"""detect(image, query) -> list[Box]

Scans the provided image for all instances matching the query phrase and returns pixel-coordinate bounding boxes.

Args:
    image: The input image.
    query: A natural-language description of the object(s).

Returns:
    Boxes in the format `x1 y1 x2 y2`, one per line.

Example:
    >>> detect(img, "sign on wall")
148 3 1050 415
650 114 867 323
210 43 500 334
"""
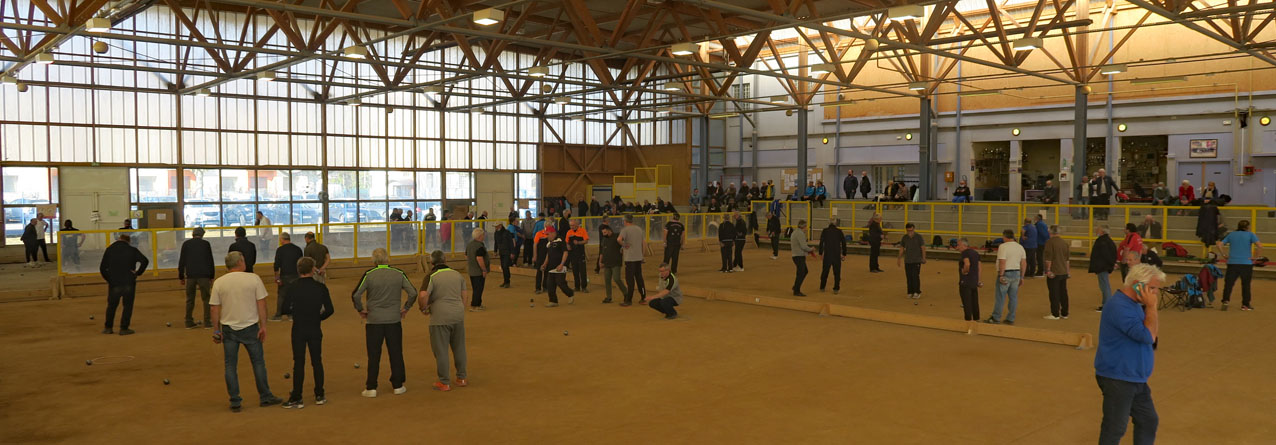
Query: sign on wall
1189 139 1218 158
781 168 823 194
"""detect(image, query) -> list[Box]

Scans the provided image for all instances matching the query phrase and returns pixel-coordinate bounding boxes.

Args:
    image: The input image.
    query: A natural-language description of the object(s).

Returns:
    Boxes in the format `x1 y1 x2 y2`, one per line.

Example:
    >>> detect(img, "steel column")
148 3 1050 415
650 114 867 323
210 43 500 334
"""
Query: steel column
699 115 710 202
797 107 808 200
919 97 933 201
1074 86 1088 192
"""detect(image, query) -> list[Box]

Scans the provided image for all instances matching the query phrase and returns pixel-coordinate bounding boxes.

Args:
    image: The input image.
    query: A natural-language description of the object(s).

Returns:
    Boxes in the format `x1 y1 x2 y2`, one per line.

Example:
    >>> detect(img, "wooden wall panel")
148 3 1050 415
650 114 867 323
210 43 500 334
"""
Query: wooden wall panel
540 142 692 204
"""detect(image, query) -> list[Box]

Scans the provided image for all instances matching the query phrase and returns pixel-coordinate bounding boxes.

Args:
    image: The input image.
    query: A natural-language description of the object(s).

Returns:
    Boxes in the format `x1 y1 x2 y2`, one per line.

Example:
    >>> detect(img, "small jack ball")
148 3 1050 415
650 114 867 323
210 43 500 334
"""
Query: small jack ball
163 379 170 385
284 373 291 379
89 315 95 320
166 322 172 327
354 363 360 369
914 301 919 305
563 330 569 336
85 360 92 366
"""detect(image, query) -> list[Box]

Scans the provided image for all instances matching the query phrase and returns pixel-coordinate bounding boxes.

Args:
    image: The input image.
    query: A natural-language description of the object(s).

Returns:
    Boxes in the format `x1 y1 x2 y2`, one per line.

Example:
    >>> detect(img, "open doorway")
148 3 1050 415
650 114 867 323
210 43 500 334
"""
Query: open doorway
1120 136 1168 200
974 141 1010 201
1020 139 1060 200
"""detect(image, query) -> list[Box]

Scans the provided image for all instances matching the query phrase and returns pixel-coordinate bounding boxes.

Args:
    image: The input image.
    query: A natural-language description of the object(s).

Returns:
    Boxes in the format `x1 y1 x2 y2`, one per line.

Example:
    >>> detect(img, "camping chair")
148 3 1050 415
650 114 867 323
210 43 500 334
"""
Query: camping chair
1158 287 1188 312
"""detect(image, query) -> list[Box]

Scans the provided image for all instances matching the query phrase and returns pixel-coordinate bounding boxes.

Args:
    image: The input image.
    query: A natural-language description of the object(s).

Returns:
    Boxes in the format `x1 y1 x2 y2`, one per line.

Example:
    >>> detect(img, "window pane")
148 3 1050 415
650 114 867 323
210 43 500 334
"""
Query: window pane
329 202 358 223
257 170 290 201
292 170 322 201
134 168 177 203
388 171 414 200
358 171 387 200
220 170 256 202
516 173 538 199
2 167 51 204
416 172 441 199
417 201 441 220
222 204 256 227
389 201 415 220
258 203 290 226
184 204 221 227
184 169 220 202
4 207 37 245
292 203 323 225
327 171 357 201
446 172 473 200
358 202 387 222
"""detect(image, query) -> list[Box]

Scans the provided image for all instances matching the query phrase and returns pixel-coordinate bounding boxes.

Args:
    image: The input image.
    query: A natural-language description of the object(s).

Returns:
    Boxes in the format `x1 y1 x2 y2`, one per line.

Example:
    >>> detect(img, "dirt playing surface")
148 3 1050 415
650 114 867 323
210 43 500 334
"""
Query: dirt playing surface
2 245 1273 444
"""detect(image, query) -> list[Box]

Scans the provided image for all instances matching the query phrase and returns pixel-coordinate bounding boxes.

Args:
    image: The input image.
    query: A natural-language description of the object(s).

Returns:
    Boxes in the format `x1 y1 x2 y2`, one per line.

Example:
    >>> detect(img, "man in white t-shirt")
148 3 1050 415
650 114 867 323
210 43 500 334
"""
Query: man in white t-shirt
988 229 1028 326
211 251 282 412
256 211 275 261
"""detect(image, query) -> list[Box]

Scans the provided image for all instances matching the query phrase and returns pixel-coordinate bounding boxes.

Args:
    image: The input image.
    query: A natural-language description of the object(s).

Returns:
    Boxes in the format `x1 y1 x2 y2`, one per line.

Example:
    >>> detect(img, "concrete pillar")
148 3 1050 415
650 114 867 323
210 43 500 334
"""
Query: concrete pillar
699 115 710 201
919 97 933 200
1073 85 1088 203
797 107 808 197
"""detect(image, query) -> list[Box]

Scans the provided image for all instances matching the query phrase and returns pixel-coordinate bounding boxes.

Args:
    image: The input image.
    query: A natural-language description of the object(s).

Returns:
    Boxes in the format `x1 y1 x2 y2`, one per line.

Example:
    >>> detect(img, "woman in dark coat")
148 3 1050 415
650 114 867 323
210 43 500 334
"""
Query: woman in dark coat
1196 197 1223 251
867 214 885 273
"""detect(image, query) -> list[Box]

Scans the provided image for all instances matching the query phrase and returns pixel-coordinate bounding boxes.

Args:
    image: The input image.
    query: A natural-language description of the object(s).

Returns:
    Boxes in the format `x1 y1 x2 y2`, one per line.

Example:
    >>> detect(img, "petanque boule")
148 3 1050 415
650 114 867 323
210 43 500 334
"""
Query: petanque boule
284 373 291 379
163 379 170 385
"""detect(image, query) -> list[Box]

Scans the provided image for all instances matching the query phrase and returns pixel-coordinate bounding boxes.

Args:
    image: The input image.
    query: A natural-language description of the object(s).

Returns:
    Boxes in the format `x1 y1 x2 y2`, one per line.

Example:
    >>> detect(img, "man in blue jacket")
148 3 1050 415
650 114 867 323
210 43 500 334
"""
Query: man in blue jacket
1020 219 1039 278
1094 264 1164 445
1034 214 1050 278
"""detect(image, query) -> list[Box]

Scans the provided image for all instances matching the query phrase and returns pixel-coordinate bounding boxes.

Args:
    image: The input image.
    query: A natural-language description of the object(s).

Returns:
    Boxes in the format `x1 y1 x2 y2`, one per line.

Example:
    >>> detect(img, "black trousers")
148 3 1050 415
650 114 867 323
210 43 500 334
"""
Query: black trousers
23 241 37 262
546 272 573 303
522 239 534 264
1034 247 1046 276
499 252 513 285
733 239 745 268
571 254 588 290
860 190 870 199
792 256 808 292
36 240 50 261
290 329 324 400
649 297 679 317
769 232 780 256
470 275 485 307
1047 275 1070 317
1120 263 1130 281
624 261 645 303
534 255 547 291
1096 375 1158 445
1023 248 1038 277
820 259 842 290
905 263 922 294
1222 264 1254 307
663 244 681 274
869 242 881 271
274 275 298 317
959 284 980 321
719 241 734 271
104 284 136 330
365 322 405 390
1094 194 1112 219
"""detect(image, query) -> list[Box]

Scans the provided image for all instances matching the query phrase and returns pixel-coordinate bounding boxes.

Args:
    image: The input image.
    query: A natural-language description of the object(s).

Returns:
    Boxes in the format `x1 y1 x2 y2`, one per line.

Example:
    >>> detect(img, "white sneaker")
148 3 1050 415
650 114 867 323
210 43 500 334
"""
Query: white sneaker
770 256 777 260
734 267 745 272
568 296 575 305
361 389 377 398
1043 315 1060 320
393 386 407 395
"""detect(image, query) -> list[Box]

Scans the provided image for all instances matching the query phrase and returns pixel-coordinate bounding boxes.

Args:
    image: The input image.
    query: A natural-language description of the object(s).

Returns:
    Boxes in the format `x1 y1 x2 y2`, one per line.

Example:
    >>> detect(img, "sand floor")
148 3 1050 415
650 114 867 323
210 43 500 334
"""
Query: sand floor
1 246 1273 444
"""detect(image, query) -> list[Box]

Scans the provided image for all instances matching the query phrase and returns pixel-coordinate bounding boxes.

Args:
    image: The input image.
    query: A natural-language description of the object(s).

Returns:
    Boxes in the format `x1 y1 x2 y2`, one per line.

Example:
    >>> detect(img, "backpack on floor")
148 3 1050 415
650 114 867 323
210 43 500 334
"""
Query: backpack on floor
1162 242 1189 258
931 235 943 247
1174 274 1204 309
1254 256 1269 267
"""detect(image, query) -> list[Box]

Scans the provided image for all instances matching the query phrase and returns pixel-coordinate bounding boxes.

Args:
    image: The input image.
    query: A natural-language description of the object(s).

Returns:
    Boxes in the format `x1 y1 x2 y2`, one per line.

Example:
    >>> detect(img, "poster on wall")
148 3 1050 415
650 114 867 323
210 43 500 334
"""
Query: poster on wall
781 168 824 194
1189 139 1218 158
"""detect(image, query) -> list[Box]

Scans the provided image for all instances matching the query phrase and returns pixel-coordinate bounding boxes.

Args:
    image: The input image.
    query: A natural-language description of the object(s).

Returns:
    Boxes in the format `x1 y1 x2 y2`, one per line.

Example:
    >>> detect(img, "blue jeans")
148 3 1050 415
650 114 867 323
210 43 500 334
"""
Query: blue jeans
222 323 274 407
1097 375 1158 445
1096 272 1113 306
951 196 971 203
991 270 1021 322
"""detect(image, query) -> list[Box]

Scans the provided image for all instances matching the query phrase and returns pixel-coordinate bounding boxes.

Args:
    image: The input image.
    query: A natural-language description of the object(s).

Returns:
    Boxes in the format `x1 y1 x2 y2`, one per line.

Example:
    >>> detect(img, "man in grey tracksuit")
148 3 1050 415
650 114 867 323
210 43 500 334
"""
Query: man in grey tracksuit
791 220 815 296
351 248 418 397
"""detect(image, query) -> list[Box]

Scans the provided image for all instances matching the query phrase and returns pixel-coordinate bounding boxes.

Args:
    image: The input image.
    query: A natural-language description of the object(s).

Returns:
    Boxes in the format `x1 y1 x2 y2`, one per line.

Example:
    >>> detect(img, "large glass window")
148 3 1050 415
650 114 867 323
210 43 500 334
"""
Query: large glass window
220 170 256 202
446 172 473 200
328 202 358 223
327 171 357 201
132 168 178 203
388 171 414 200
358 171 388 200
3 167 53 204
184 169 220 202
257 170 291 201
258 203 290 226
222 203 256 227
292 170 322 201
293 203 323 224
184 204 221 227
417 172 441 200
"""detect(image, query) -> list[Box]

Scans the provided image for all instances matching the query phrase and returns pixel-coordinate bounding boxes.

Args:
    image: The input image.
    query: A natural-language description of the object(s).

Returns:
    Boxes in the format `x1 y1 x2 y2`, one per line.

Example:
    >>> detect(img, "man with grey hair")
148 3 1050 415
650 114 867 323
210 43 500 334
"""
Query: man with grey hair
1043 225 1071 320
417 250 469 392
179 227 215 329
1089 225 1118 312
210 251 281 411
1094 263 1165 445
618 214 646 305
352 248 418 398
1091 168 1119 220
987 229 1026 325
790 220 815 296
270 232 303 322
465 228 489 311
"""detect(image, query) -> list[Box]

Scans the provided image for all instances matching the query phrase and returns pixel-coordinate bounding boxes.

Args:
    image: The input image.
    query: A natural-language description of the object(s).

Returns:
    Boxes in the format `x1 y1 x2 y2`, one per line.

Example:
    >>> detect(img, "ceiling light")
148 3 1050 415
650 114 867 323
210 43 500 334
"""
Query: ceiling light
1133 74 1189 84
1099 63 1127 75
1013 37 1043 51
36 53 54 65
422 85 444 96
771 95 788 104
664 82 684 92
709 112 739 119
809 63 833 75
1261 116 1271 126
863 38 880 51
347 98 362 107
1 75 16 86
343 46 368 59
570 115 585 121
670 42 699 56
1011 128 1021 136
887 5 924 21
1117 123 1128 132
473 8 504 26
256 71 276 82
196 88 211 97
907 81 927 91
554 96 571 104
15 82 27 93
904 133 913 140
528 66 548 77
959 90 1000 97
86 17 112 32
656 107 670 114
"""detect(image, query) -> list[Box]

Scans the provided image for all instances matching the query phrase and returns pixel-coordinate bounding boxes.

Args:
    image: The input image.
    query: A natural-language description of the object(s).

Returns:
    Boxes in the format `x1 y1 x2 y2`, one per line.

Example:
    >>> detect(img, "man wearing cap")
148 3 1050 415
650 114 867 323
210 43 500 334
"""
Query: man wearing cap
179 227 216 329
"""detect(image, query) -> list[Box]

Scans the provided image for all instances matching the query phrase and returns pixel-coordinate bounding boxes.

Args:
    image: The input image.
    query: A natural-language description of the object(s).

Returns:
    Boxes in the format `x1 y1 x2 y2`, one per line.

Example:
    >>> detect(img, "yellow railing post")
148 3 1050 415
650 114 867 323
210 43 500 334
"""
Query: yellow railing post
986 204 991 235
929 204 935 238
152 229 159 276
957 203 964 240
353 224 359 260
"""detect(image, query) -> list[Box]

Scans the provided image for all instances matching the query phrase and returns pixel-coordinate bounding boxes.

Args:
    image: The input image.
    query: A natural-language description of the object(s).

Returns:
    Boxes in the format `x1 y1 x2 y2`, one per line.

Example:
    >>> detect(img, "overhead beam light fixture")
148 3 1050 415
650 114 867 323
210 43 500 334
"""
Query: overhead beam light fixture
256 71 276 82
809 63 833 75
709 112 739 119
664 82 684 92
473 8 504 26
422 85 444 96
656 107 670 114
528 66 548 77
1012 37 1043 51
959 90 1001 97
771 95 788 104
1099 63 1128 75
343 45 368 59
670 42 699 56
554 96 571 104
1130 76 1188 85
887 5 924 21
1 75 17 85
907 81 928 91
86 17 112 32
36 53 54 65
196 88 211 97
346 98 362 107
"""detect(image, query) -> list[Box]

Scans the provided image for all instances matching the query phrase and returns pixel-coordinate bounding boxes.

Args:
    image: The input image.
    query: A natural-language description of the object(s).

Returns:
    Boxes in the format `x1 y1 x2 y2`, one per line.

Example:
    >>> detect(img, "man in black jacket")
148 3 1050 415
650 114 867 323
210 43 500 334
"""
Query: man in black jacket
718 217 736 273
843 170 858 200
732 212 748 272
270 232 304 322
229 227 257 273
100 234 149 335
1090 169 1119 220
280 257 334 409
819 220 847 294
494 221 515 288
663 214 686 274
178 227 216 329
859 171 873 199
1089 225 1118 311
766 211 781 259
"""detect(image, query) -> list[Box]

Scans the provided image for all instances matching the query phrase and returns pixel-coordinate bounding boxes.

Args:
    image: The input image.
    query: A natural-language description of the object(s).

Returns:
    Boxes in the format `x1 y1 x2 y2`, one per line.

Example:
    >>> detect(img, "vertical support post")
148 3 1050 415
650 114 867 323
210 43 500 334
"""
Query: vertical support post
699 115 711 202
797 107 809 199
919 97 933 201
1074 86 1088 200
